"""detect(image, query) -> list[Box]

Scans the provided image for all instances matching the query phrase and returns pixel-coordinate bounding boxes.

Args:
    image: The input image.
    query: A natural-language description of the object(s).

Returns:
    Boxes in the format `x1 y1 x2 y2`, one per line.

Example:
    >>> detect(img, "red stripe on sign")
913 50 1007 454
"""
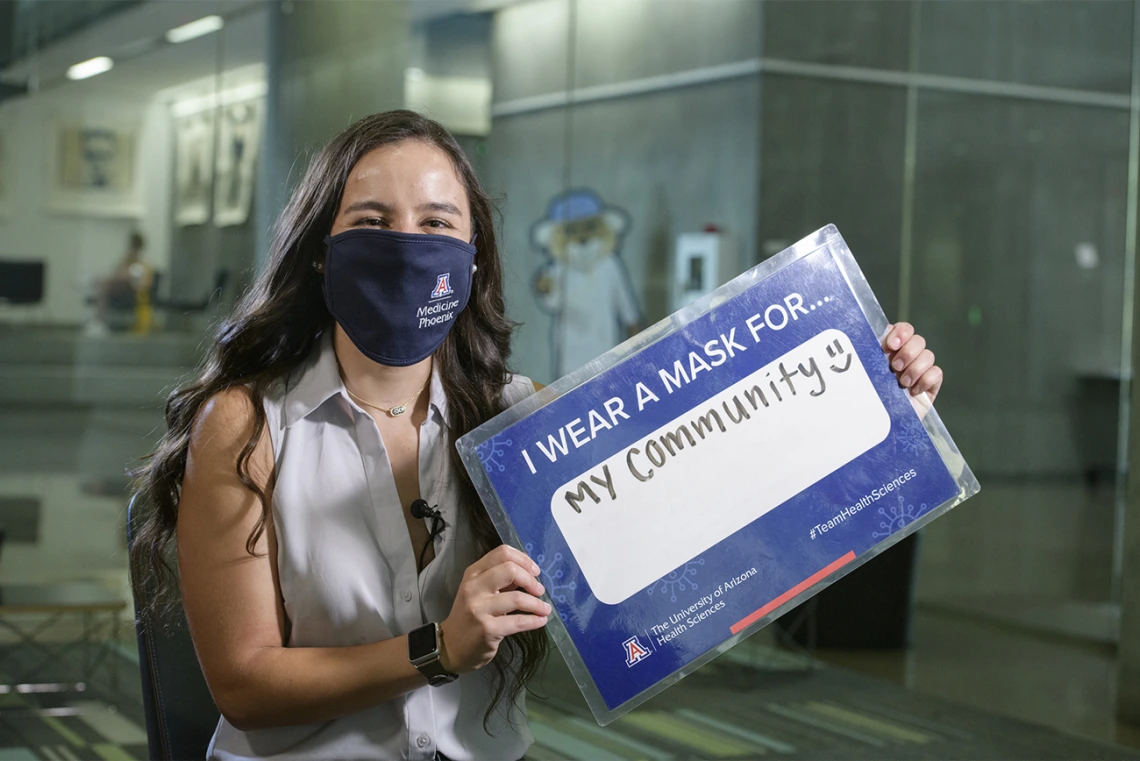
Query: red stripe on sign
729 551 857 635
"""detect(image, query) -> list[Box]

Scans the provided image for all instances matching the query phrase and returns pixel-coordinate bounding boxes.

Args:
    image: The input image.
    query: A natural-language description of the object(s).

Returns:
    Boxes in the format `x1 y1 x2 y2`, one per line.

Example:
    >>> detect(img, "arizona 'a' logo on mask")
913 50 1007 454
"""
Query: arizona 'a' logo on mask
431 273 454 300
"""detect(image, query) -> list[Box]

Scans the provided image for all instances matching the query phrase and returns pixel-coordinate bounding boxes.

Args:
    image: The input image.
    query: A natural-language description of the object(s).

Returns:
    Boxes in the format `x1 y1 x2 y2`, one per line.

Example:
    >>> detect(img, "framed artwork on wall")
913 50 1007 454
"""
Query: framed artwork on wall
213 98 262 227
173 110 214 226
48 118 142 218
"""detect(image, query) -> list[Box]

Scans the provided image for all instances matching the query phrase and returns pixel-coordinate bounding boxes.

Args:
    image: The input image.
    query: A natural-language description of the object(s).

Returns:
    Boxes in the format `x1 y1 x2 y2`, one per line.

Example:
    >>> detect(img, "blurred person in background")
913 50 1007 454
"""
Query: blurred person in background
129 110 942 761
90 230 154 334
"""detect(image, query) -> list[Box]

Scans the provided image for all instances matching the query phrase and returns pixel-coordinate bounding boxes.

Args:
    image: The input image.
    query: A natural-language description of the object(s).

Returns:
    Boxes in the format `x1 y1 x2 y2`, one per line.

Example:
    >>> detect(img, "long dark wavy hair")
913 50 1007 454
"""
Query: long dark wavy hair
129 109 547 723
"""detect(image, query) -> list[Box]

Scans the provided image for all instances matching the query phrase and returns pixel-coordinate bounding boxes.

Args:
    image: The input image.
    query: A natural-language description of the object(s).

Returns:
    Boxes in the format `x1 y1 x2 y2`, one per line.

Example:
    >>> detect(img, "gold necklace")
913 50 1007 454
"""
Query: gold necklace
344 376 430 417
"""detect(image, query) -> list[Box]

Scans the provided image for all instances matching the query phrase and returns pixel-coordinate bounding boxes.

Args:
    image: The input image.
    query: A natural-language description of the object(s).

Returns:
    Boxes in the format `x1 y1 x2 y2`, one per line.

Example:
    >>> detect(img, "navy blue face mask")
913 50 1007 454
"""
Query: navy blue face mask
322 228 476 367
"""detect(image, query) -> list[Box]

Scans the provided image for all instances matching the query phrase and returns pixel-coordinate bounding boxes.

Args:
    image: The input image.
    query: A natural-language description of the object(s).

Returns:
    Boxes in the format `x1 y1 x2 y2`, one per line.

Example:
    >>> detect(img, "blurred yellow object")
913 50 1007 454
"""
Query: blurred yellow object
132 288 154 334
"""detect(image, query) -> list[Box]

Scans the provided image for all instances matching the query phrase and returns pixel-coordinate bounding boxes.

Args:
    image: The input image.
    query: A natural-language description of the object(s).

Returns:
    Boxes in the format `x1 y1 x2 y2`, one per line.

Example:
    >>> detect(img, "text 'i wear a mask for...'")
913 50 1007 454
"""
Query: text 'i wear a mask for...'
323 229 476 366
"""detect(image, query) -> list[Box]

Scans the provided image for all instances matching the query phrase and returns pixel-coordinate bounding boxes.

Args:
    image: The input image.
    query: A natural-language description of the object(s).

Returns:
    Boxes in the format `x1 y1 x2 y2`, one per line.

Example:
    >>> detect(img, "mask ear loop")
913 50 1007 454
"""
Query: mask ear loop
316 234 336 275
470 232 479 274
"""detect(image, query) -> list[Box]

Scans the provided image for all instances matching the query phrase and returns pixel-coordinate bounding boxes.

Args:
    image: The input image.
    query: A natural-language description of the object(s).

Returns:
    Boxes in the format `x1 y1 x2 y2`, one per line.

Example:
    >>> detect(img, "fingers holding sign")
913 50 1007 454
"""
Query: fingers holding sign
882 322 943 404
440 545 551 674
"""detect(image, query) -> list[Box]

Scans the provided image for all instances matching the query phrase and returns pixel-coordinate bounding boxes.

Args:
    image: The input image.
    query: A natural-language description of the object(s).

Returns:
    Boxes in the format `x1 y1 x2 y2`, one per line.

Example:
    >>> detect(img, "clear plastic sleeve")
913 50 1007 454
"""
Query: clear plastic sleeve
458 225 979 725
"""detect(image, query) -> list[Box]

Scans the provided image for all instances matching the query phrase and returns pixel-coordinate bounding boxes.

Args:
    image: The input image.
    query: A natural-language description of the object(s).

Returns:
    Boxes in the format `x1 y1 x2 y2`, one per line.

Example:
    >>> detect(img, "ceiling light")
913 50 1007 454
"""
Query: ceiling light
66 56 113 81
169 80 268 118
165 15 224 44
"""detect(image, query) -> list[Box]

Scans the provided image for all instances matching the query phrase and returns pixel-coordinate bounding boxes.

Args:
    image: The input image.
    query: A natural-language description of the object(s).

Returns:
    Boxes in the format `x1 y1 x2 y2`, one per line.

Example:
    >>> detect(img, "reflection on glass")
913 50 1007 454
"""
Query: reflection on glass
758 75 907 318
918 0 1133 93
910 90 1130 610
763 0 912 71
0 0 1137 756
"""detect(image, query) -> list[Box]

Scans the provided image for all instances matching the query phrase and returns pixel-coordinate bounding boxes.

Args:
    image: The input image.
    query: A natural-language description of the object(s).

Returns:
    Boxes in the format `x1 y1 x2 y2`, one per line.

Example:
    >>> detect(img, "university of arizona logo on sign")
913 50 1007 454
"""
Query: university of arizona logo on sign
623 636 650 667
431 273 453 300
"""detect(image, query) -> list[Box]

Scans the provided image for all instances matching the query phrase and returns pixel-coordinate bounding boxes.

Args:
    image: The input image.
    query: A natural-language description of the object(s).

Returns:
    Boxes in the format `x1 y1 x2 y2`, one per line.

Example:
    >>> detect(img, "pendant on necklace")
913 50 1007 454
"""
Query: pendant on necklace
389 404 408 417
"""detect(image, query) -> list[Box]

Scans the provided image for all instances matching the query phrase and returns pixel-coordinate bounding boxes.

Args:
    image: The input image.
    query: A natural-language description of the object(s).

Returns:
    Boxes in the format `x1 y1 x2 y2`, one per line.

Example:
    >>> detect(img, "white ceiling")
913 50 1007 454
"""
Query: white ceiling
0 0 526 104
2 0 267 101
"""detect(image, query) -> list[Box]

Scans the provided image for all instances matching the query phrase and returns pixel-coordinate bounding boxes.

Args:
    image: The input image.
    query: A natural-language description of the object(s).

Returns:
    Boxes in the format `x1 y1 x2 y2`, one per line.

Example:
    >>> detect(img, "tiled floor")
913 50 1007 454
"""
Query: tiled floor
916 476 1118 604
1 630 1138 760
524 643 1140 760
817 608 1140 751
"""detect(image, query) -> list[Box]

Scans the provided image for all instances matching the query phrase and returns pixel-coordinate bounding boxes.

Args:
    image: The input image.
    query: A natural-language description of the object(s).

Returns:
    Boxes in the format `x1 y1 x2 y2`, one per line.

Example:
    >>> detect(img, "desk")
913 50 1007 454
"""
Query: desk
0 582 126 693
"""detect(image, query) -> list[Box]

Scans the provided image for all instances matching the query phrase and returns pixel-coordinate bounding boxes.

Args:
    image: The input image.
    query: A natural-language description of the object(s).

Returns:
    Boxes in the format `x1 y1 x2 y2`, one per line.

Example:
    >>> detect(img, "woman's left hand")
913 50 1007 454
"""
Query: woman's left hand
882 322 942 403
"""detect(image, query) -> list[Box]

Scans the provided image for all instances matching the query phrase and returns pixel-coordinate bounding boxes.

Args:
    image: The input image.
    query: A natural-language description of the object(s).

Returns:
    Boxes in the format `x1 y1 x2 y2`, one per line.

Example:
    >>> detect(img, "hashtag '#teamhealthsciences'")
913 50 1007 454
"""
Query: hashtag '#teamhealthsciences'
810 468 918 540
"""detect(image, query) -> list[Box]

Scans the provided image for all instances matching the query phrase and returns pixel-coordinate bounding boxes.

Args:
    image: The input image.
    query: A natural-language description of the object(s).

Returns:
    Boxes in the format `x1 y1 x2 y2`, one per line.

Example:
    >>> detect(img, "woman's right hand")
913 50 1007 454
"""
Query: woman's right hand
439 545 550 674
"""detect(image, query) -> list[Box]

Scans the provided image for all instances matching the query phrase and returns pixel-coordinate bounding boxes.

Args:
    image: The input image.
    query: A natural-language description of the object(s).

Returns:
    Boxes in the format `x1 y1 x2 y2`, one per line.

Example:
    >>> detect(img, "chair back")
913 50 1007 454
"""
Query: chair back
153 268 229 312
212 269 229 297
127 495 220 760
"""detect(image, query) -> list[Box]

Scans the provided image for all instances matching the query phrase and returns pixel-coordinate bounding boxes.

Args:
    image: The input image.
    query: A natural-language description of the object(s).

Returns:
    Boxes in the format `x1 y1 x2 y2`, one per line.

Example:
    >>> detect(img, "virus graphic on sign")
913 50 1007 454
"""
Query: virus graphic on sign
526 543 577 621
872 495 931 539
476 434 512 474
897 418 930 456
646 557 705 603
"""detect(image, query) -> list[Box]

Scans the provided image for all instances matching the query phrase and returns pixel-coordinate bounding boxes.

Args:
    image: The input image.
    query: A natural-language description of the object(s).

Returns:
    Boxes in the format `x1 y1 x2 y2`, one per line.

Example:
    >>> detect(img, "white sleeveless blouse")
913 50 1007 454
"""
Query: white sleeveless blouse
207 332 537 761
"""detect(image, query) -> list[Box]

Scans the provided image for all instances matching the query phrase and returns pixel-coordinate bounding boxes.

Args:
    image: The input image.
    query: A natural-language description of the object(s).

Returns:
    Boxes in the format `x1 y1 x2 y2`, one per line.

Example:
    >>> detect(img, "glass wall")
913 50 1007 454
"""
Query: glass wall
0 0 266 588
488 0 1134 638
1 0 1138 757
0 7 267 757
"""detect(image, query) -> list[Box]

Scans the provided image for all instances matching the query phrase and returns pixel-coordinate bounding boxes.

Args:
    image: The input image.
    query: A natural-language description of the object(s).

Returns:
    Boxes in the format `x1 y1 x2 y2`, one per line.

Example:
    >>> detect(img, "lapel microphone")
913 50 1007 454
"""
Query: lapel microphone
411 499 446 569
410 499 441 523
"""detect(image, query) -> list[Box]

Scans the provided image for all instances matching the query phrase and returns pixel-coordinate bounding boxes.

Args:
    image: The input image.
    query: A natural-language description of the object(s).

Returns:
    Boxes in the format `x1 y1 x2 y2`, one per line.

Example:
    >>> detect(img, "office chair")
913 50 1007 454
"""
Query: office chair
153 269 230 313
127 495 220 760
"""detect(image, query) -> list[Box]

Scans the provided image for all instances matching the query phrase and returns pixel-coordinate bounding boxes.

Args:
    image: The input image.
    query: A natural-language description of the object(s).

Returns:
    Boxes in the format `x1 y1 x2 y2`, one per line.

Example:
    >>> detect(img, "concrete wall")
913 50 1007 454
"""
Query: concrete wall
257 0 408 261
759 0 1133 479
486 0 1132 478
487 0 762 385
910 93 1130 477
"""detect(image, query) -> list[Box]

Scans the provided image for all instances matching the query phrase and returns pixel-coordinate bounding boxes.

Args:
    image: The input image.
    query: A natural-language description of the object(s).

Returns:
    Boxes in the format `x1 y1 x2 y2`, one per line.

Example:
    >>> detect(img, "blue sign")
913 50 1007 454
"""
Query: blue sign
459 226 977 724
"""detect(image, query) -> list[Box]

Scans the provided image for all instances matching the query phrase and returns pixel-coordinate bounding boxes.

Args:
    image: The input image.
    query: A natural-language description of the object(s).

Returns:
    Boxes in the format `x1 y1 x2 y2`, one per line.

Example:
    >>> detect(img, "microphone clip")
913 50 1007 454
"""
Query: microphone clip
410 498 441 521
411 499 446 570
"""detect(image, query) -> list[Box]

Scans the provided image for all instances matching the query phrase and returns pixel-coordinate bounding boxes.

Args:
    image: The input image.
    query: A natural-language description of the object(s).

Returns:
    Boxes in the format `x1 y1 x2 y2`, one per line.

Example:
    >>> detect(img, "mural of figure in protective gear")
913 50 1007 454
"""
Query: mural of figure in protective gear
532 189 642 379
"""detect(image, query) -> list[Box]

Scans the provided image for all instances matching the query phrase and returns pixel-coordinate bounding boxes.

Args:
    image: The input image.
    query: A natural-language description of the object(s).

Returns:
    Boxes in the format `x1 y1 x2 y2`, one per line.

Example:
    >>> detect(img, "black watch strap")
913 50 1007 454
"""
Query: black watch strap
409 623 458 687
418 656 458 687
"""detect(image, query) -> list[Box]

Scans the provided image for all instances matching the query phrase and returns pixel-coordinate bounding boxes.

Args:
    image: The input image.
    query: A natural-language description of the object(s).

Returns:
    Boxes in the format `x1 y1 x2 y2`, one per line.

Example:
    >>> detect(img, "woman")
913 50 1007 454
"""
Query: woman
130 110 942 761
92 231 154 333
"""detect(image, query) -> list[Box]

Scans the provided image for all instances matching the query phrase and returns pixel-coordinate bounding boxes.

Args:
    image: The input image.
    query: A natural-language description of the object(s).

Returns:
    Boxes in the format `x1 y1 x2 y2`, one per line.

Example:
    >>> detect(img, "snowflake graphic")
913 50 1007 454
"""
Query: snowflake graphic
897 419 929 455
646 558 705 602
525 543 576 621
476 433 512 474
872 495 931 539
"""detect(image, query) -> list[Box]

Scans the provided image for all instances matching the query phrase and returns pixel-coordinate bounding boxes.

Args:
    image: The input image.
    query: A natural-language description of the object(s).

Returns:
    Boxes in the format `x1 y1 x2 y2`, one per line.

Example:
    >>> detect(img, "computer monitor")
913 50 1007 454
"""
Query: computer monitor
0 260 45 304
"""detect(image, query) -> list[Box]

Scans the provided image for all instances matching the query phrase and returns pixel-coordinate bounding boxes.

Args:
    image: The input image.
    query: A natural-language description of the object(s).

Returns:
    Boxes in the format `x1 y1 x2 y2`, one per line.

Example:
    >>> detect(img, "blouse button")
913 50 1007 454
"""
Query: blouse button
416 733 430 749
402 589 413 602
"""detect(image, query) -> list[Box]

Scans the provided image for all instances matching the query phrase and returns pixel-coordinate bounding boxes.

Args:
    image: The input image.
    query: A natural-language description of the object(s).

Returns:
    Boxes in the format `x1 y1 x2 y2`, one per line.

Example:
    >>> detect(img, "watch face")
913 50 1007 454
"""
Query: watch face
408 623 438 659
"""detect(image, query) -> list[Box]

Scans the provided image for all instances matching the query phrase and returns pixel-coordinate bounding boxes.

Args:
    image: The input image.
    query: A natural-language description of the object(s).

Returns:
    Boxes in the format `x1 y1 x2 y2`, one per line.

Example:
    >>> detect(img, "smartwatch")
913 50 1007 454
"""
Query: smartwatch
408 622 458 686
